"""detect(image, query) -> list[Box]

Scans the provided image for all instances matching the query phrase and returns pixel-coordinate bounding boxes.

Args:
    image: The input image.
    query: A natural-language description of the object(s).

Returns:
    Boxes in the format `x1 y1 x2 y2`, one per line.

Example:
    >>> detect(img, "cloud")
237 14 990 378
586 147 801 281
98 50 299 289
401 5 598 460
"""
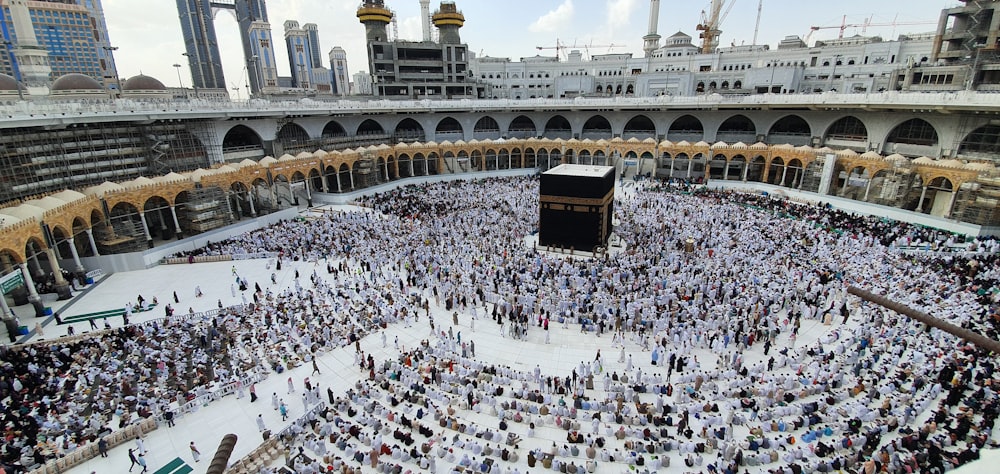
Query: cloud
397 16 423 42
529 0 575 33
605 0 638 30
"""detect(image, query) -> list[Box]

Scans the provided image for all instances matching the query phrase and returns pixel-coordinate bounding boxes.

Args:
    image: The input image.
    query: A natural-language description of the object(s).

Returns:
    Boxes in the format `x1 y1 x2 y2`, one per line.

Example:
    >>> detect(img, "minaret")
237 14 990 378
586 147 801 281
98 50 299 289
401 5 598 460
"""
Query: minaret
643 0 662 57
357 0 393 43
432 1 465 45
420 0 432 41
8 0 51 94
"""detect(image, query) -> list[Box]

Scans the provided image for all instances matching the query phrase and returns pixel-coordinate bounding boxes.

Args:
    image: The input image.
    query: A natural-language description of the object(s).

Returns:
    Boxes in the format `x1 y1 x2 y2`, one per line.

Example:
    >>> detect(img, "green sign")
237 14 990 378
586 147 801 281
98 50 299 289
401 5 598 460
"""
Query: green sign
1 269 23 295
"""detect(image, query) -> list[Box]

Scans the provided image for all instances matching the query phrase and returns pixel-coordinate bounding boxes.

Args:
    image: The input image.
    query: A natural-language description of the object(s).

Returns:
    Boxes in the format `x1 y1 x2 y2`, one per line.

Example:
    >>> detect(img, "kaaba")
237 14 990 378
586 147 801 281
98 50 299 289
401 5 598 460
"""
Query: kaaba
539 164 615 252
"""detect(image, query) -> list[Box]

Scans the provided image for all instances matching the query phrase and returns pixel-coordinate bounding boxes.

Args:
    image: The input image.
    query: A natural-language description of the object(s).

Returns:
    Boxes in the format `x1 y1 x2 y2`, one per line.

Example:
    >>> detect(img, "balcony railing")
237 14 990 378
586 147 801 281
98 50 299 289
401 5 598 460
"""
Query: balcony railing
3 91 1000 125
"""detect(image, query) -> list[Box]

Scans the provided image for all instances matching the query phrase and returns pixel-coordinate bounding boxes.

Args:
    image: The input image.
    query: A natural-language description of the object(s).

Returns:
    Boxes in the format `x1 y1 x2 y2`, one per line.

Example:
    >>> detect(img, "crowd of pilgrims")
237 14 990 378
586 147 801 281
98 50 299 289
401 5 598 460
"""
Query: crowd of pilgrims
1 175 998 474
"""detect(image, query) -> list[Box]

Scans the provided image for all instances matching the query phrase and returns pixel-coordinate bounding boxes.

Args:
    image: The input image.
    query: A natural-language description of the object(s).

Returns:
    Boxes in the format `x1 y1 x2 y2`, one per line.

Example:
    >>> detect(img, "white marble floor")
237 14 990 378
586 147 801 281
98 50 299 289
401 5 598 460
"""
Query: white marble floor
6 203 994 474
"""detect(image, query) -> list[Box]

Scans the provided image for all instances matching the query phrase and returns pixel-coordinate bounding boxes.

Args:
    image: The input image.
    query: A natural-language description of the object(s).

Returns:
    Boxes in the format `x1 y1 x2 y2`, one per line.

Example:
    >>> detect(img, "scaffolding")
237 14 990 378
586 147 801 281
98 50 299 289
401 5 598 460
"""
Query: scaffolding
952 175 1000 224
178 187 234 233
0 121 212 203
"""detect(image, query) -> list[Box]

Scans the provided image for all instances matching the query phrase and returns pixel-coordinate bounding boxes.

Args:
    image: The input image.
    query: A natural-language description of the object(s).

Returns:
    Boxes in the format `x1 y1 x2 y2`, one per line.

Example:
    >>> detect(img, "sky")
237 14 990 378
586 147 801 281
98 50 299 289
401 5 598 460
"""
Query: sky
101 0 958 95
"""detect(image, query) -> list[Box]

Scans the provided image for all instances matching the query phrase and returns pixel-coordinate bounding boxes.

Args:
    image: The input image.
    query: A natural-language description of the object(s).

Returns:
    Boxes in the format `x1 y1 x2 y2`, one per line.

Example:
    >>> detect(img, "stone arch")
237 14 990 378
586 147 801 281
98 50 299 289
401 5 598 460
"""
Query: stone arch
668 115 704 141
717 114 757 142
708 153 727 180
498 149 511 170
728 155 747 180
0 248 24 267
473 116 501 140
394 118 425 142
784 158 805 188
507 115 537 138
229 181 254 218
623 115 656 139
958 124 1000 159
768 157 786 185
581 115 612 139
885 118 939 147
356 119 385 136
308 168 324 194
470 150 482 171
107 201 145 244
223 124 263 152
434 117 464 141
524 148 537 168
824 116 869 143
277 122 310 147
142 195 174 241
958 124 1000 157
426 152 440 175
543 115 572 139
747 156 767 182
323 164 338 191
322 120 347 138
484 148 498 170
916 176 955 216
69 216 93 257
768 115 811 141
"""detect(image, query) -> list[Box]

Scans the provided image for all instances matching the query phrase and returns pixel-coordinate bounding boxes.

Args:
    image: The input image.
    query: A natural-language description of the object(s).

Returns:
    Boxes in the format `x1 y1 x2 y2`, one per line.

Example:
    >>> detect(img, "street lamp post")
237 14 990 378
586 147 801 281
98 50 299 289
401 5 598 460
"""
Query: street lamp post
182 52 197 98
172 63 184 88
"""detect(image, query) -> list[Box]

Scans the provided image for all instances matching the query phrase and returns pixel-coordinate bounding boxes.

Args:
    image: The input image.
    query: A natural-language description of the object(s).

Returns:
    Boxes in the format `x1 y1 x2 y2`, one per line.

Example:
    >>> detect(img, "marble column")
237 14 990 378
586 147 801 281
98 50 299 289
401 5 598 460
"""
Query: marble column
916 186 929 213
247 193 257 217
45 248 72 300
138 211 153 242
170 206 183 239
66 238 84 273
0 289 12 319
84 229 100 256
19 263 44 317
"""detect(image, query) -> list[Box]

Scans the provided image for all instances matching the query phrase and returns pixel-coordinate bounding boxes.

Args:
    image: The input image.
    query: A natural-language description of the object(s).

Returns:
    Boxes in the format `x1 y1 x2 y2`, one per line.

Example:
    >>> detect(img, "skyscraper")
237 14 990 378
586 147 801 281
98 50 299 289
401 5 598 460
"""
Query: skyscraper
0 0 119 89
175 0 277 94
329 46 349 96
304 23 322 68
284 20 314 89
176 0 226 90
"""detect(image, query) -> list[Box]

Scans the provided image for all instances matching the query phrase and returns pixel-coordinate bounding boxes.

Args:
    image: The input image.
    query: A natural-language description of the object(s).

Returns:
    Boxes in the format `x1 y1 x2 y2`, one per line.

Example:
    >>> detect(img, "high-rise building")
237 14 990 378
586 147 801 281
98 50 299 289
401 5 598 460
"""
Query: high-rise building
356 0 483 98
329 46 349 96
176 0 277 95
247 20 279 91
284 20 314 89
352 70 372 94
176 0 226 90
235 0 276 96
0 0 119 90
304 23 322 68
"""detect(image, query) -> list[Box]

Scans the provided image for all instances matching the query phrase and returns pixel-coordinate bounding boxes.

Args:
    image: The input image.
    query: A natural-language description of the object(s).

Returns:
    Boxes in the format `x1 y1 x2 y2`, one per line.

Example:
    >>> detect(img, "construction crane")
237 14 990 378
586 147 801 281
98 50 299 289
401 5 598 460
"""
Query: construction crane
752 0 763 46
535 39 568 60
697 0 737 54
536 40 622 61
804 16 937 44
583 42 624 60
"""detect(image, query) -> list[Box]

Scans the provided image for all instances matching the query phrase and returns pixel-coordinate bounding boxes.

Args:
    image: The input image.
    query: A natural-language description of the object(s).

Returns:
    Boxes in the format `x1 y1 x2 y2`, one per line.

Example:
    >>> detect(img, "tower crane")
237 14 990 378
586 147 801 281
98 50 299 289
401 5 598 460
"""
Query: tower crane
804 16 937 45
696 0 736 54
535 39 568 60
536 40 623 61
